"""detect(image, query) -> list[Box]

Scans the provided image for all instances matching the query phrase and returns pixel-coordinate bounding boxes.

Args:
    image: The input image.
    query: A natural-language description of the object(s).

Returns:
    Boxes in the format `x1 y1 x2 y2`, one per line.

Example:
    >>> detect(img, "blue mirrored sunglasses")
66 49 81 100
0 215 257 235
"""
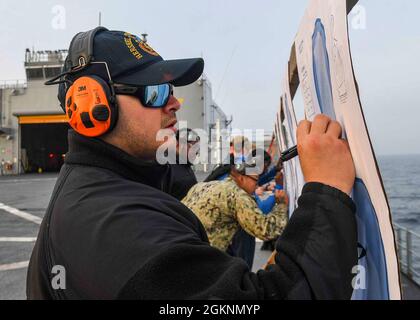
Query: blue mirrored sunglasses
114 83 173 108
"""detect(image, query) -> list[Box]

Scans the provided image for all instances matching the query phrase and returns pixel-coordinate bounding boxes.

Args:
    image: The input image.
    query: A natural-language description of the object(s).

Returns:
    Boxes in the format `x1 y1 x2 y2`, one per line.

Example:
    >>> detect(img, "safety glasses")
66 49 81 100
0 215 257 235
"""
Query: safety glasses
176 129 200 144
114 83 174 108
246 175 259 182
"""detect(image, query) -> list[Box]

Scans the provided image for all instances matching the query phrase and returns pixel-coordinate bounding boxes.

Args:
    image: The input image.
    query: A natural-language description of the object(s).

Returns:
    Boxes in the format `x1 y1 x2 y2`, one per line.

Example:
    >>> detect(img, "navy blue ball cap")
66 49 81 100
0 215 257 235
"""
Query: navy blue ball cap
65 28 204 87
114 57 205 87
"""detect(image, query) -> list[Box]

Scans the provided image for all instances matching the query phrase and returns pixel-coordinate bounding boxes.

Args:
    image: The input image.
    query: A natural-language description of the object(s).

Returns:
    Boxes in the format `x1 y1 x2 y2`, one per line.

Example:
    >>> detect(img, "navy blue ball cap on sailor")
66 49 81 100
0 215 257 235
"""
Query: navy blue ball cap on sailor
63 27 204 87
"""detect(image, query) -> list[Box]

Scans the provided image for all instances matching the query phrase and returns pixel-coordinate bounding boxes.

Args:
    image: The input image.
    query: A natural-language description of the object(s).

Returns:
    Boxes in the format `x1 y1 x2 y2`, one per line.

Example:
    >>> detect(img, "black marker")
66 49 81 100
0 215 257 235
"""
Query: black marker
280 145 298 162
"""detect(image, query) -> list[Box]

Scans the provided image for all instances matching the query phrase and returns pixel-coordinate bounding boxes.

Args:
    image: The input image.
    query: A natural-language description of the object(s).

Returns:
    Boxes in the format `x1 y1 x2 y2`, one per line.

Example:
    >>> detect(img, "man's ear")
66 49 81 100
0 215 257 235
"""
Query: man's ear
230 169 239 179
236 174 245 185
230 169 240 183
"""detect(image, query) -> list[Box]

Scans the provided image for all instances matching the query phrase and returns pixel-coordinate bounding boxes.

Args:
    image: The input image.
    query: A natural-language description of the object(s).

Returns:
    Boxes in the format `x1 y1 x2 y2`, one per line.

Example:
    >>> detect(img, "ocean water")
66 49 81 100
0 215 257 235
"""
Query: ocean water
378 154 420 276
378 155 420 234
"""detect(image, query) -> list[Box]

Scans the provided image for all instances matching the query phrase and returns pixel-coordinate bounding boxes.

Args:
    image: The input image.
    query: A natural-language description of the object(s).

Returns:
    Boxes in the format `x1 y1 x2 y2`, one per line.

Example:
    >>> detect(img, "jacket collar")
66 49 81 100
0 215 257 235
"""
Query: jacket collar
64 130 172 192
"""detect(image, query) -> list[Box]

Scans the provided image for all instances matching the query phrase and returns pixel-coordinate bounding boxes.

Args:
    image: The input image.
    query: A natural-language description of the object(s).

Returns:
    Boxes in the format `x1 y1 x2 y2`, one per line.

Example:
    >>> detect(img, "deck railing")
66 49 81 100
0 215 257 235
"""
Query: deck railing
0 80 27 90
394 223 420 286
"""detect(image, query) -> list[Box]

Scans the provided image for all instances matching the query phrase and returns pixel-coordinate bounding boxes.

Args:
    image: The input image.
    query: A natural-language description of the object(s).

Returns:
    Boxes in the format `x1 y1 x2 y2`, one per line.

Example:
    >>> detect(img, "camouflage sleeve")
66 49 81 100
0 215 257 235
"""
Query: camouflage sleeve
233 189 288 241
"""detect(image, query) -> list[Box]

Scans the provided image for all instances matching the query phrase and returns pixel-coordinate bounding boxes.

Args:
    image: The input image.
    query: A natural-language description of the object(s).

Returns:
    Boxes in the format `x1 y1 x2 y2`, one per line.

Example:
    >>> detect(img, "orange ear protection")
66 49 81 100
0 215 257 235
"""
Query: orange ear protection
46 27 118 137
65 75 118 137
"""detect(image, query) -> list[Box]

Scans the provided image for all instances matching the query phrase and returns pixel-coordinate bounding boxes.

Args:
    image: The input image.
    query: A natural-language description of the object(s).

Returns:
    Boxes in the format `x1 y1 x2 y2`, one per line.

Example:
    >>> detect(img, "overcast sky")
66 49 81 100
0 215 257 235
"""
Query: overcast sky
0 0 419 155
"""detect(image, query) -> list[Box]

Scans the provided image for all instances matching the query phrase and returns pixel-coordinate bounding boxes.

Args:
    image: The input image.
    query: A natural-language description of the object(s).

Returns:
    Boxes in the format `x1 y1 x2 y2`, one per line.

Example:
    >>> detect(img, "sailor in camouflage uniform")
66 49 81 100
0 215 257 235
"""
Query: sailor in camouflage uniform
182 165 288 251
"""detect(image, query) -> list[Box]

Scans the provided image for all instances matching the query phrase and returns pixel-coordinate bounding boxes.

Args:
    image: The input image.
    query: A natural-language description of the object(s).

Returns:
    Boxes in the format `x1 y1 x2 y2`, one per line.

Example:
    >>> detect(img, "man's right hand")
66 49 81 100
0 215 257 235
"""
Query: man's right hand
274 171 284 186
275 190 289 205
297 114 355 195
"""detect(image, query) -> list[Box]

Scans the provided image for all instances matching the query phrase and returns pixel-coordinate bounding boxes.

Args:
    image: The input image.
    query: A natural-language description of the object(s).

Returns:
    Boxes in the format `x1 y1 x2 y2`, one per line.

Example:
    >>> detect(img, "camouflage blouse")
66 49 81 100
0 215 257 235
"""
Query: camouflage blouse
181 177 288 251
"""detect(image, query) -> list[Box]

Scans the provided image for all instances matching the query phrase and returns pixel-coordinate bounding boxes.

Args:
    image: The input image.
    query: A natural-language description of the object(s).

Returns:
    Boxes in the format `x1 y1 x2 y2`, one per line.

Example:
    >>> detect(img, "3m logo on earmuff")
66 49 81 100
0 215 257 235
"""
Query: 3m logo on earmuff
65 76 116 137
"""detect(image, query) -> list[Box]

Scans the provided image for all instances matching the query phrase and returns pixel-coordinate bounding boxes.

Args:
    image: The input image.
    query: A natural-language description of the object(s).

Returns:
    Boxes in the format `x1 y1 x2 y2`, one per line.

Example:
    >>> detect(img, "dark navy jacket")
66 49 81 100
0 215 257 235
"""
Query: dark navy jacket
27 130 358 300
